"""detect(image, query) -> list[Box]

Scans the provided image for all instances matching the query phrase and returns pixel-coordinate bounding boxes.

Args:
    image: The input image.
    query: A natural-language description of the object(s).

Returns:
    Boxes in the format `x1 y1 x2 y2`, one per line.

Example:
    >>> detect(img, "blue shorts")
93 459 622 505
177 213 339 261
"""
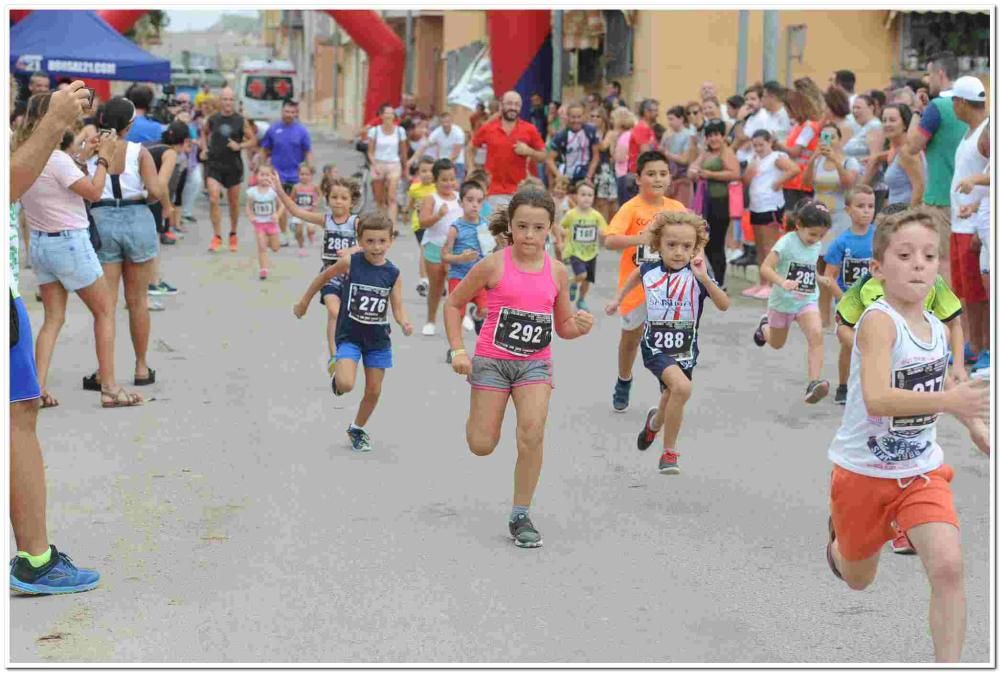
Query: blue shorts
10 296 41 403
641 339 695 391
91 204 159 265
319 276 345 306
335 341 393 369
30 229 103 291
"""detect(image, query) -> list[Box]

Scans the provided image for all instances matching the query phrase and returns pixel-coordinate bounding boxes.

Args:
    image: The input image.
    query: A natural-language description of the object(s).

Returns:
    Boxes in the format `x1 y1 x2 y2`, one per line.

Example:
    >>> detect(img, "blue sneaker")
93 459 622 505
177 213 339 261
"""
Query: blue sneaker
347 426 372 452
971 350 990 374
156 280 178 296
612 378 632 413
569 283 578 303
964 342 977 363
9 546 100 595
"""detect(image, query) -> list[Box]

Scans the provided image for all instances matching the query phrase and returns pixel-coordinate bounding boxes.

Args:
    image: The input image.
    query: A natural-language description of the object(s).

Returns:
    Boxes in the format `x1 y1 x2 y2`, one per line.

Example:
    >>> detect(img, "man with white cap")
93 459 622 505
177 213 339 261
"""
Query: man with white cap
947 74 990 376
905 52 967 281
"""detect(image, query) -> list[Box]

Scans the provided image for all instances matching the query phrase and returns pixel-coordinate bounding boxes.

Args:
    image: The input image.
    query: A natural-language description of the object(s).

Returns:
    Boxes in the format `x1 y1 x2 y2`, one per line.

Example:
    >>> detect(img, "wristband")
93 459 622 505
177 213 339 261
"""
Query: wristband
96 158 109 169
450 348 467 358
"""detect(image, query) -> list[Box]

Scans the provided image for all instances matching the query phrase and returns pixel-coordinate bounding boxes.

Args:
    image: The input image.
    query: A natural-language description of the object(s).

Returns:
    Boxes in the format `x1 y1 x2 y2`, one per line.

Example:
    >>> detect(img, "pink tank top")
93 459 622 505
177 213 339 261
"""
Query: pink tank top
475 246 559 361
614 130 632 177
293 184 318 212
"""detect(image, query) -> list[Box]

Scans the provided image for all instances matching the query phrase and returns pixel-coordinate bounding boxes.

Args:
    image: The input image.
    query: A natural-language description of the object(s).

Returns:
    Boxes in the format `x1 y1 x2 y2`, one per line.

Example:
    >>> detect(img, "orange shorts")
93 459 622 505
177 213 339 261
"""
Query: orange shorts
829 464 958 561
448 277 487 316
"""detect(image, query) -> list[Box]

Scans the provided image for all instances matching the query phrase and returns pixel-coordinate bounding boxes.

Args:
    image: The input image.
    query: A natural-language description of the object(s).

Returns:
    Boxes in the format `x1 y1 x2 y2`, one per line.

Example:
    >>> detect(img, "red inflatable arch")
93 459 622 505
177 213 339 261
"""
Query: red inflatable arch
11 10 404 121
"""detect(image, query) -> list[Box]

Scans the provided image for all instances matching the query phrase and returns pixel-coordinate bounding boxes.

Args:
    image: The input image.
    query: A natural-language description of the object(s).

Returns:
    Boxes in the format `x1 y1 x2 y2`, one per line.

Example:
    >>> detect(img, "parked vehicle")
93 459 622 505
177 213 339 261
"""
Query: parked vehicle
236 58 297 123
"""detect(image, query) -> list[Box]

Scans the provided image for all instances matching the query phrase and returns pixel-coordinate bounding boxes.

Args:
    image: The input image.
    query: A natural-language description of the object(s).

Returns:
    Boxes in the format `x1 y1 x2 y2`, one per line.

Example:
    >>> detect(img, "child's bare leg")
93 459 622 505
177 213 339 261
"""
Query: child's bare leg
325 297 340 358
268 233 281 253
255 229 268 270
798 310 825 380
658 366 692 449
764 323 790 350
908 522 966 663
355 367 385 427
334 358 359 395
837 324 854 386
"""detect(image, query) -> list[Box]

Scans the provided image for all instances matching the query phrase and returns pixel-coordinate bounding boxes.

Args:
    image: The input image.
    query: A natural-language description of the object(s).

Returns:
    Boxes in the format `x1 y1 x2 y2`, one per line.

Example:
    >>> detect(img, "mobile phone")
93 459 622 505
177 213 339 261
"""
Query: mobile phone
98 129 114 140
819 128 836 146
83 87 96 109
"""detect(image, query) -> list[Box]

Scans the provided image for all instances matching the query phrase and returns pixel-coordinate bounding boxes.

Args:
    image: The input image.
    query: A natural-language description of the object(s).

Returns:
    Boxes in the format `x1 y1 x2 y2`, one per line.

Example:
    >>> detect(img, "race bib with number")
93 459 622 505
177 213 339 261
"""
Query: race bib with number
645 320 696 362
573 225 598 243
842 257 871 286
786 262 817 293
296 193 315 208
347 283 390 325
634 244 661 265
322 231 355 261
492 307 552 357
253 201 275 218
890 357 948 431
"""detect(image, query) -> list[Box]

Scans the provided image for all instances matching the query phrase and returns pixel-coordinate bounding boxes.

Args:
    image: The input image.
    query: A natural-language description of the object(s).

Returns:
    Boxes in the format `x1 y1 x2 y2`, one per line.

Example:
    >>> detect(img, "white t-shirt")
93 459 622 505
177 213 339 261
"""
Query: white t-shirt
423 191 462 247
738 107 792 163
748 150 789 213
367 125 406 163
428 125 466 165
950 117 990 235
20 150 89 233
246 186 279 223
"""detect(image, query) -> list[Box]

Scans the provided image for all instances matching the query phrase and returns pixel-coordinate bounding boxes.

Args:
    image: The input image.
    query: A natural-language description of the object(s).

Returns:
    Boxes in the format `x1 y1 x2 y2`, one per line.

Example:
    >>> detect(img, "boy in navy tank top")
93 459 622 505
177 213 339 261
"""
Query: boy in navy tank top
294 213 413 452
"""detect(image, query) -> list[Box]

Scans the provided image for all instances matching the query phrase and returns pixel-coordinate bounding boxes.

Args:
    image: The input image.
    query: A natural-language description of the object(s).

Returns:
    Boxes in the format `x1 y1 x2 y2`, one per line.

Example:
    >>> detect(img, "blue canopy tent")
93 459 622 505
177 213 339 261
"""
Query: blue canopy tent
11 10 170 82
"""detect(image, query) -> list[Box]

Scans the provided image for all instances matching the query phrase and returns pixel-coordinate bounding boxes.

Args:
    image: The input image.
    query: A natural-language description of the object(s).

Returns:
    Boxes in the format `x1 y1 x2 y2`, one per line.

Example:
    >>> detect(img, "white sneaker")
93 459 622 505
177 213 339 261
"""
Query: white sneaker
422 323 436 336
725 247 743 262
279 232 290 247
971 368 990 381
462 315 475 332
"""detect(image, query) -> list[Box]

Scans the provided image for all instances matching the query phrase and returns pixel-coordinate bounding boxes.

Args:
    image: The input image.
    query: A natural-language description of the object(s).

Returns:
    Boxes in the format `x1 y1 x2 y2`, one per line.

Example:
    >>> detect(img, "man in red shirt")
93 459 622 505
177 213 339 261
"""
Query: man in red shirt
469 90 547 212
624 99 659 200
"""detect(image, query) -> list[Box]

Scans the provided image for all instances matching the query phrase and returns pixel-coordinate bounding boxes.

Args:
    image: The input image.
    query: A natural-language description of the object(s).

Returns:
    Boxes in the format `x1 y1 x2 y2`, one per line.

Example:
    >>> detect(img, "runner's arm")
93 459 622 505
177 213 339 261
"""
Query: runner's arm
603 231 647 250
440 226 461 264
758 250 785 286
418 194 444 228
389 275 412 334
298 258 350 307
445 255 497 349
605 267 642 313
239 120 257 151
773 154 800 189
272 179 325 225
821 263 845 300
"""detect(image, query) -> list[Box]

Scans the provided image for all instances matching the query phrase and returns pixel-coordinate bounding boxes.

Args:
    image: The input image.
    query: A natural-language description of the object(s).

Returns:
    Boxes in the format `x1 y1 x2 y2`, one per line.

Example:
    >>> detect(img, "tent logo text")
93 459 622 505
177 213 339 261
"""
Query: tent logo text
47 60 117 76
15 55 42 72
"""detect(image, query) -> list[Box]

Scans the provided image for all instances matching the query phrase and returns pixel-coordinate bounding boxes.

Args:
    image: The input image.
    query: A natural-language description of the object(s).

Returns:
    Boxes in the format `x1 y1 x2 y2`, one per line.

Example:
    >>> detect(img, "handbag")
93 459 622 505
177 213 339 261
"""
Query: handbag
727 180 744 219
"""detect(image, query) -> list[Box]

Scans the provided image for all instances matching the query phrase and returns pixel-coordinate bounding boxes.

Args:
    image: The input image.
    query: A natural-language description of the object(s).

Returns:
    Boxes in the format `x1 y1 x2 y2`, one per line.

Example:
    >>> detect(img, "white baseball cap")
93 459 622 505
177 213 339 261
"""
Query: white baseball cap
941 76 986 102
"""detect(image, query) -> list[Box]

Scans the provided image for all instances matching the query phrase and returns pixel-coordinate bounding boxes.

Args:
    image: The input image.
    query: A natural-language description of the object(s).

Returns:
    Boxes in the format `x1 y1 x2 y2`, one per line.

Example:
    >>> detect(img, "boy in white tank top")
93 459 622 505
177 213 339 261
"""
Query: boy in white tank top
825 209 989 663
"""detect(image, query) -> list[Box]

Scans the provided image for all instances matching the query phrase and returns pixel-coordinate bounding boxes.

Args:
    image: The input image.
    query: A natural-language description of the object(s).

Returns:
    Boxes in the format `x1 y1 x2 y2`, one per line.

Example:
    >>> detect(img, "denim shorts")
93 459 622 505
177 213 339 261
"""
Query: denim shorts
30 229 103 291
335 341 393 369
91 204 159 265
10 296 41 403
468 355 553 392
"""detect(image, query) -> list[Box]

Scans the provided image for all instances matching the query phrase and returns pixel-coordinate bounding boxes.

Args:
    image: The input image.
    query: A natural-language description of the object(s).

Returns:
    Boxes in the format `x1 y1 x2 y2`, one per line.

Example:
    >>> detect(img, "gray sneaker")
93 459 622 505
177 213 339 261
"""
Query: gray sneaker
805 379 830 404
508 513 543 548
347 427 371 452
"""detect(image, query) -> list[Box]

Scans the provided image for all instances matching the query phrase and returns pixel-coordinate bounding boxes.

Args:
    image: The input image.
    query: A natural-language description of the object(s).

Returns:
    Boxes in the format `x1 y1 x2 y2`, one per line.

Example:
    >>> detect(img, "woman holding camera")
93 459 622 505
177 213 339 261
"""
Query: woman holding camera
83 96 166 392
14 93 142 408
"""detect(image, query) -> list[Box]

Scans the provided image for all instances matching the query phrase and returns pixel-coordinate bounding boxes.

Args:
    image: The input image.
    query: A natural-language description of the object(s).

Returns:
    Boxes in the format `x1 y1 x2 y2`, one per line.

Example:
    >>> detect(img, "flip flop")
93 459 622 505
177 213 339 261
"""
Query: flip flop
101 387 144 408
82 373 101 391
134 369 156 386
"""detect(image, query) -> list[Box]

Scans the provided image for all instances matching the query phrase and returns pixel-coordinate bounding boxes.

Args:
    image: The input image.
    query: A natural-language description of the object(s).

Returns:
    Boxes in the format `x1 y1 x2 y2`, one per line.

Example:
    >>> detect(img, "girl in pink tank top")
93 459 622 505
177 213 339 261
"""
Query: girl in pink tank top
440 189 594 549
290 164 319 254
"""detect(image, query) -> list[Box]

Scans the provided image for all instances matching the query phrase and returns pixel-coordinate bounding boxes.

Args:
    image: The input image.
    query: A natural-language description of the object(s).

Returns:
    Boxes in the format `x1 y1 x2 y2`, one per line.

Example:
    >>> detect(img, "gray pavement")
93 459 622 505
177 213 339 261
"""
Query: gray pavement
9 128 991 664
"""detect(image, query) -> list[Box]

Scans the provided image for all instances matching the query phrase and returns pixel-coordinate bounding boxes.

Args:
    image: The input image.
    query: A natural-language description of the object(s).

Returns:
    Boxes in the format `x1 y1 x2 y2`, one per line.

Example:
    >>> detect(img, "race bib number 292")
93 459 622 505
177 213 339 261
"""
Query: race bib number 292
492 307 552 357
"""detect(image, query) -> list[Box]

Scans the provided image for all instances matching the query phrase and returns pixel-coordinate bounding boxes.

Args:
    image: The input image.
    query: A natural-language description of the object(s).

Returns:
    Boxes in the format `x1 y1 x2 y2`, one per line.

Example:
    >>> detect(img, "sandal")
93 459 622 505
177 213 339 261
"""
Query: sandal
826 516 844 582
134 368 156 386
40 391 59 409
82 373 101 391
101 387 144 408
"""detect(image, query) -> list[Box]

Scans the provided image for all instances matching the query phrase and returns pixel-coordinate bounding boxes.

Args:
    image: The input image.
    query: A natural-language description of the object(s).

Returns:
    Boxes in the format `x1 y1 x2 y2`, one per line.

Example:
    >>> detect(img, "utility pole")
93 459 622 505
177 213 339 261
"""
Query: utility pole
763 10 779 83
404 11 415 96
551 10 563 102
736 10 748 93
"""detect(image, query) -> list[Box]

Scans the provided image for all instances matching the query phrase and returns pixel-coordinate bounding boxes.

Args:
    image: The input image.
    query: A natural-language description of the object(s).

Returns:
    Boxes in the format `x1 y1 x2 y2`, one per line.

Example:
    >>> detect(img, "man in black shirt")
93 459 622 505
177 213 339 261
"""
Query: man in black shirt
200 87 256 252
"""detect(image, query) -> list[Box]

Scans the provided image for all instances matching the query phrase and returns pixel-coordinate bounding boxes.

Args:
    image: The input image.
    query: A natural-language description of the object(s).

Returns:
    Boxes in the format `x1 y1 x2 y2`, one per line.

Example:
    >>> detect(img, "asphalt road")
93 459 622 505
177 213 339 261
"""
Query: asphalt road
9 128 991 664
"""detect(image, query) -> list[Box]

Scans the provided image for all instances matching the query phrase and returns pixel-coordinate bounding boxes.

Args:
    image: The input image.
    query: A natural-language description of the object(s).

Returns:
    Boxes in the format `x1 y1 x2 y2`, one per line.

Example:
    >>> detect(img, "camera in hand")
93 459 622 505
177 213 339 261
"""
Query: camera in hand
149 84 178 124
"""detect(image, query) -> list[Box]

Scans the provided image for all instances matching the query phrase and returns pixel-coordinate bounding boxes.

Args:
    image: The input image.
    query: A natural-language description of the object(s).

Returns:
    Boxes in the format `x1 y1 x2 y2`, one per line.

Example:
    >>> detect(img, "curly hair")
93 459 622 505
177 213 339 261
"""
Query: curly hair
321 175 361 205
645 211 710 254
873 206 942 262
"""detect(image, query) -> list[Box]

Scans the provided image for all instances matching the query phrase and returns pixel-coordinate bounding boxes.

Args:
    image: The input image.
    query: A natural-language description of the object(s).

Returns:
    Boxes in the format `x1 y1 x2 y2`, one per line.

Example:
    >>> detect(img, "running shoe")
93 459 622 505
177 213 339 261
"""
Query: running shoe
752 285 771 299
148 300 165 312
658 450 680 475
569 282 578 303
826 516 844 581
182 215 197 223
576 298 589 312
147 283 167 296
508 513 543 548
637 407 658 451
279 232 291 247
805 379 830 404
416 279 429 297
612 378 632 413
462 315 475 332
347 426 372 452
891 530 916 555
971 350 990 375
740 285 762 298
964 342 977 363
156 280 178 295
229 233 238 253
834 384 848 405
971 366 990 381
9 546 100 595
753 314 768 347
159 234 176 246
327 356 336 377
725 247 743 263
259 268 269 280
208 235 222 252
422 323 436 336
331 377 344 396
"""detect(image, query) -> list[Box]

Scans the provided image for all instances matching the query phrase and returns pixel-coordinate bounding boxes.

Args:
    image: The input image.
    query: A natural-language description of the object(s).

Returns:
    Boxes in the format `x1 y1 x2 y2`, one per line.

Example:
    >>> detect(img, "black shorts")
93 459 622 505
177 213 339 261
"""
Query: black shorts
568 256 596 283
173 168 187 207
783 188 812 214
282 182 296 196
749 208 784 226
206 162 244 190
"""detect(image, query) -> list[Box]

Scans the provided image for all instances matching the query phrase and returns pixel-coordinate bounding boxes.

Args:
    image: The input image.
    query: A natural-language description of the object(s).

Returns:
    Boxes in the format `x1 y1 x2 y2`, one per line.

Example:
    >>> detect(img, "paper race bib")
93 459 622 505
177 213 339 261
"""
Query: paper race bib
890 357 948 432
322 231 355 261
253 201 275 218
296 193 315 208
573 225 598 243
492 307 552 357
842 257 871 286
645 320 696 362
346 283 390 325
786 262 817 293
634 244 660 265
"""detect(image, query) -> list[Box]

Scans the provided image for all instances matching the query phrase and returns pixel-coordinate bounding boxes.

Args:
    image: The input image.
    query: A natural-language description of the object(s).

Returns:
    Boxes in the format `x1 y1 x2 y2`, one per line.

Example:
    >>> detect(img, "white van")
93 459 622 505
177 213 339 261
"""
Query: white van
236 58 298 123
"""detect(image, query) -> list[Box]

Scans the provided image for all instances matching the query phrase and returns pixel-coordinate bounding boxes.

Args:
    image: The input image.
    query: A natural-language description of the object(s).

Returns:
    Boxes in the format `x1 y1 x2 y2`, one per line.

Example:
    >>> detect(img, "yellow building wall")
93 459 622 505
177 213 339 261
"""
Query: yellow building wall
627 10 898 109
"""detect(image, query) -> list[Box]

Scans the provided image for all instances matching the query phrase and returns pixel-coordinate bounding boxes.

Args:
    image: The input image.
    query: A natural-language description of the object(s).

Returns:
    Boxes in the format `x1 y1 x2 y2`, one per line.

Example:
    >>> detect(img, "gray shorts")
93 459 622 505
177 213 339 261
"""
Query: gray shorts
620 303 647 331
468 356 553 392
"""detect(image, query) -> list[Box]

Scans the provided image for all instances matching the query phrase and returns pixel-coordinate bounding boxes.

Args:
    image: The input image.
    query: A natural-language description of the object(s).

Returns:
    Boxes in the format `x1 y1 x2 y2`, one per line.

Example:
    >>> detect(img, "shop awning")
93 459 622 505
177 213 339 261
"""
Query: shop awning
886 9 990 29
